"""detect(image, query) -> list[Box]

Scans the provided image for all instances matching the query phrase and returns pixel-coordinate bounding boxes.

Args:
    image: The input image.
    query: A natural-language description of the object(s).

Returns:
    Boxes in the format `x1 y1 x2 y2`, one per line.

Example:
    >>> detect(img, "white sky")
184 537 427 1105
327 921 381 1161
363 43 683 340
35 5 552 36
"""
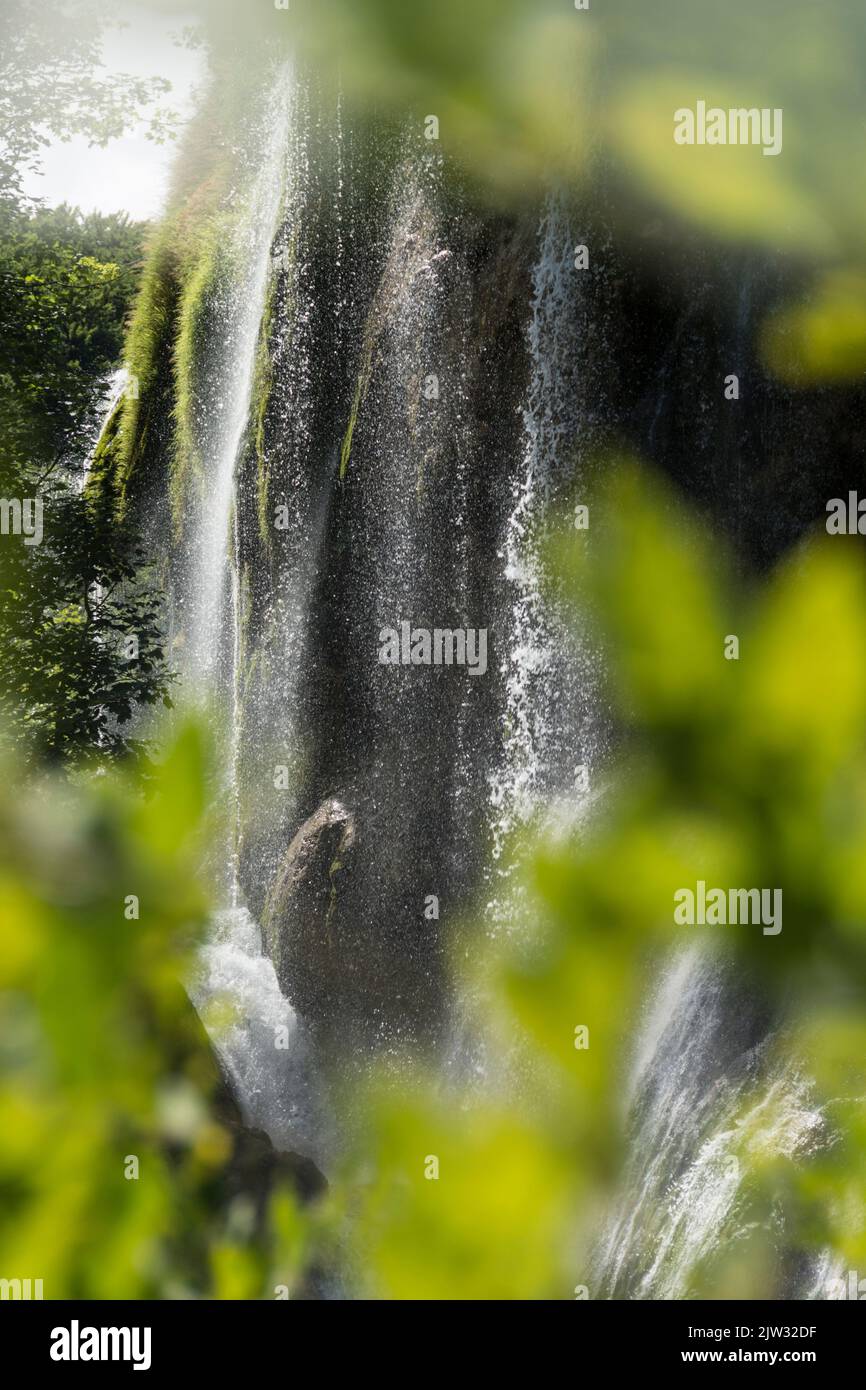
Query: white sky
21 6 206 221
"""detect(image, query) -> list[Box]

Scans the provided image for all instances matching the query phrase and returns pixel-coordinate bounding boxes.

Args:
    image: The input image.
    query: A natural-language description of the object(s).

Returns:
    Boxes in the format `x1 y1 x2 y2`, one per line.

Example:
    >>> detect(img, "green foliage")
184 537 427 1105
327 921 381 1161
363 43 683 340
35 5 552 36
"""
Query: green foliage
0 489 174 770
346 1089 577 1300
100 0 866 386
7 464 865 1301
760 271 866 385
3 0 865 1303
293 0 866 381
0 723 314 1299
303 0 591 204
0 203 145 479
0 202 173 772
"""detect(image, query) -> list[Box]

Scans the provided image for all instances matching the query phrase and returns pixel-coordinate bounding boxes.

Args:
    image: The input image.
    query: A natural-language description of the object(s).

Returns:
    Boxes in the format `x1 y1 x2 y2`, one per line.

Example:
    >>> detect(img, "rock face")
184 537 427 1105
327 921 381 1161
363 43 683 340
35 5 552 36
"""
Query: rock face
262 797 358 1028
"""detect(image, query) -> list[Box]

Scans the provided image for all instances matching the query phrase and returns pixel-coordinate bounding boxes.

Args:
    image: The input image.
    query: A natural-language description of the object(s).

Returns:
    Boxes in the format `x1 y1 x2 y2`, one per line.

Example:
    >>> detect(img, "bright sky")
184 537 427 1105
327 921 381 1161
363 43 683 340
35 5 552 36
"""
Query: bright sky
20 6 206 222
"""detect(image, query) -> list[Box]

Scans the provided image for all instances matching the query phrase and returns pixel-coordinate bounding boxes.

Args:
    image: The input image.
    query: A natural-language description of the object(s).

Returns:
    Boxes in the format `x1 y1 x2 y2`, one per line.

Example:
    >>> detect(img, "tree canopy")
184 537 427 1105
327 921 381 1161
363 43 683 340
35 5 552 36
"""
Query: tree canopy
0 0 176 207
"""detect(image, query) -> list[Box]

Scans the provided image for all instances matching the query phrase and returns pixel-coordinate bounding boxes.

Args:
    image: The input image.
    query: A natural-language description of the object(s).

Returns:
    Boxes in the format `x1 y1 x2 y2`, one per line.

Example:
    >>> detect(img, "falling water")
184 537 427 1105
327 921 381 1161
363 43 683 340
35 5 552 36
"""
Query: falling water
187 71 291 688
356 147 456 676
488 194 600 920
180 66 331 1157
188 906 327 1160
596 949 825 1298
183 65 292 894
162 75 834 1279
446 194 605 1091
241 73 352 886
479 198 829 1294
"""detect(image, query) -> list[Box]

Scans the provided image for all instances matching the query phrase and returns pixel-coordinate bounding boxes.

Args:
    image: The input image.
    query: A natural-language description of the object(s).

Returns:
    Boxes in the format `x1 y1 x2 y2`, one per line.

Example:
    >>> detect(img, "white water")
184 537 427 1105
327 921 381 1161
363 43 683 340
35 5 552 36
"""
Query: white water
363 152 452 652
189 906 327 1161
488 194 594 880
596 949 824 1298
480 202 832 1297
173 105 836 1286
188 69 292 684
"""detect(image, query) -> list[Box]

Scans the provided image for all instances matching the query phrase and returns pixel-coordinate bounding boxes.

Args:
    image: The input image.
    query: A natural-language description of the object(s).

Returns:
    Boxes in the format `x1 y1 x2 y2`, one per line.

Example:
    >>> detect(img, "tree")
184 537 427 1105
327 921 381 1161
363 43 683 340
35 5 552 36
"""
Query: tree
0 487 174 769
0 203 174 770
0 204 145 484
0 0 176 208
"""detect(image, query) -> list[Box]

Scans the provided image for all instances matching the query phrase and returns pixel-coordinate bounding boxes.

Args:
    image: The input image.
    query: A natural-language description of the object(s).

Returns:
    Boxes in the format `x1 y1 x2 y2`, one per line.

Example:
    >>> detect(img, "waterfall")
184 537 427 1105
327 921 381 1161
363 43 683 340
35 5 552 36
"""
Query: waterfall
482 201 827 1295
151 68 834 1283
230 69 353 915
445 194 606 1089
187 71 291 690
356 148 464 742
188 906 327 1159
488 194 601 918
595 949 824 1299
179 65 334 1159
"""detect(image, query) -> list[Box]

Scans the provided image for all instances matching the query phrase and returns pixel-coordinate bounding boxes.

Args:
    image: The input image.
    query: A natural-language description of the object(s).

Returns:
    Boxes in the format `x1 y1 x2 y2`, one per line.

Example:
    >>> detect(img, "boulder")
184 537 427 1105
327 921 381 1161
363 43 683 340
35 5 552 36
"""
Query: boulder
262 797 357 1027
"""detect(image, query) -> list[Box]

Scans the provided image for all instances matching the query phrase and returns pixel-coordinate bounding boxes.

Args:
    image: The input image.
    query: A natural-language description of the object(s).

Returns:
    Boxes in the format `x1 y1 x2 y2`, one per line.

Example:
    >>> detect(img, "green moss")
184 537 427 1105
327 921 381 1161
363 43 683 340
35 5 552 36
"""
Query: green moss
86 66 237 529
86 395 125 507
82 230 176 518
87 193 229 530
171 225 226 533
339 336 375 482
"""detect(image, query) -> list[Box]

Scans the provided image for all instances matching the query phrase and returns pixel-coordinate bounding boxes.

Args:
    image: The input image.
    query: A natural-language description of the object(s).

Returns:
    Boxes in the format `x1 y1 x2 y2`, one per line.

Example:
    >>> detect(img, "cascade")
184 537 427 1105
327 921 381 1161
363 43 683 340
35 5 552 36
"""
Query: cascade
186 71 292 694
159 67 839 1289
486 193 602 944
595 949 825 1298
80 367 128 490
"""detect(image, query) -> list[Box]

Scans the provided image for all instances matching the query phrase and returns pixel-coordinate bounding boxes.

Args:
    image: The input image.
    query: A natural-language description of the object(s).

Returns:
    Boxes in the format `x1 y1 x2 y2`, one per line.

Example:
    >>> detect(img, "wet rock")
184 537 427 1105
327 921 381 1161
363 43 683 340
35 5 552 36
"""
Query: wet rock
262 784 449 1051
221 1124 327 1214
261 797 357 1027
